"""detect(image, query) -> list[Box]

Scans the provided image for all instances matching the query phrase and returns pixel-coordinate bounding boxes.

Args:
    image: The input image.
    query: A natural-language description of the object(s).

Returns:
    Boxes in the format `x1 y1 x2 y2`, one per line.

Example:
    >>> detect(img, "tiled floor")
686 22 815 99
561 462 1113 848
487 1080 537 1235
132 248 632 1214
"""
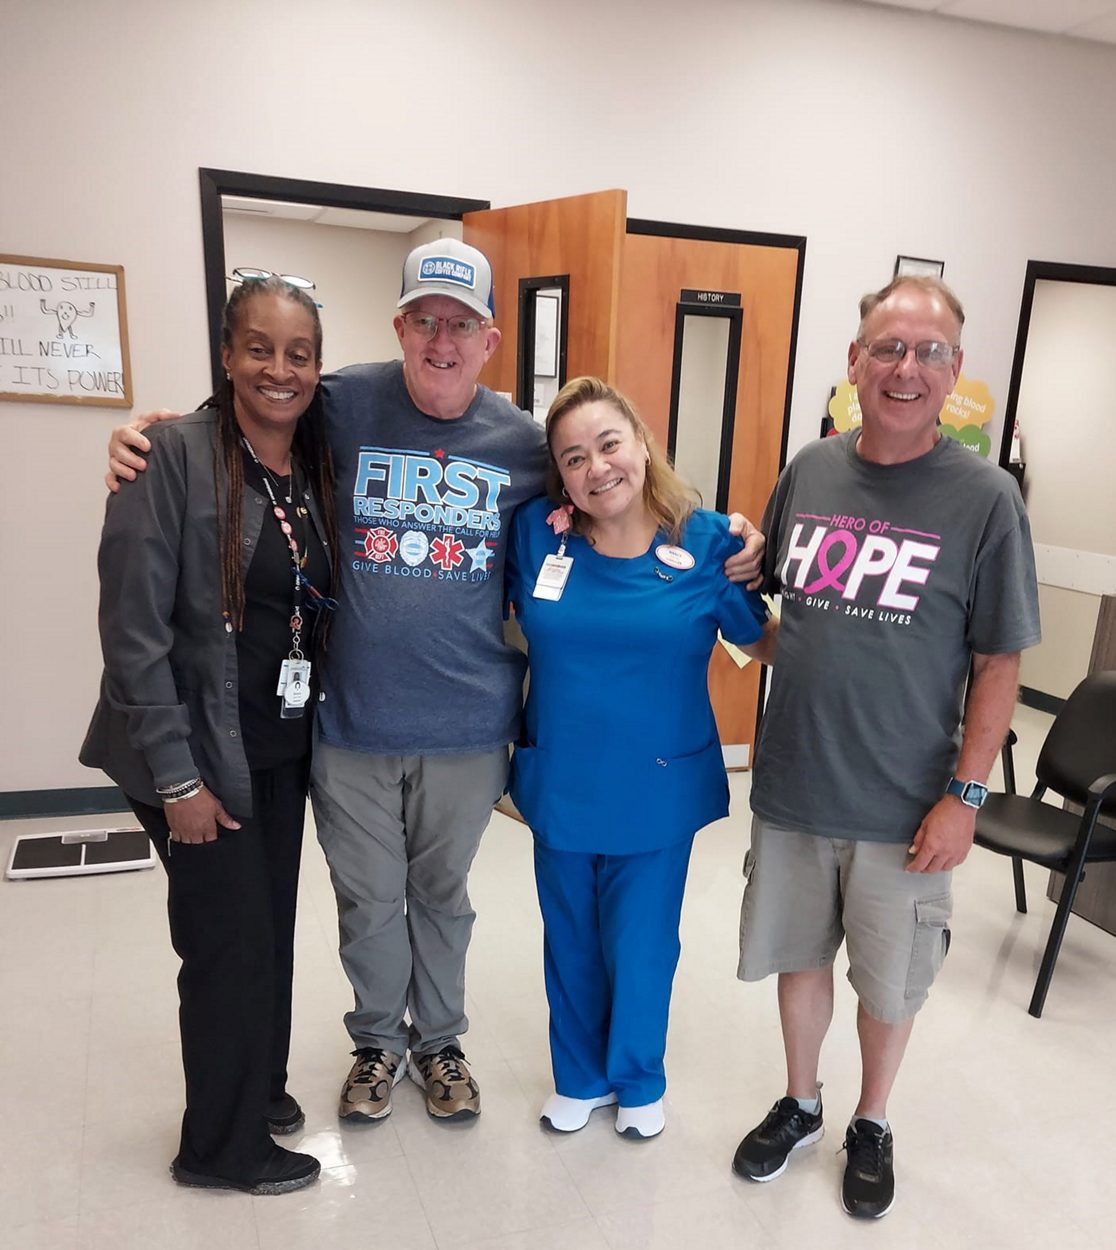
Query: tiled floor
3 703 1114 1248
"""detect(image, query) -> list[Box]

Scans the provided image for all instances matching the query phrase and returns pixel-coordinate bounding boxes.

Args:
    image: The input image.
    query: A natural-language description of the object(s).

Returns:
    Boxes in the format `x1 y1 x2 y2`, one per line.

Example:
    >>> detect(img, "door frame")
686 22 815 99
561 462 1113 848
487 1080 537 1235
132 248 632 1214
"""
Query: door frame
198 168 489 389
1000 258 1116 467
666 300 744 514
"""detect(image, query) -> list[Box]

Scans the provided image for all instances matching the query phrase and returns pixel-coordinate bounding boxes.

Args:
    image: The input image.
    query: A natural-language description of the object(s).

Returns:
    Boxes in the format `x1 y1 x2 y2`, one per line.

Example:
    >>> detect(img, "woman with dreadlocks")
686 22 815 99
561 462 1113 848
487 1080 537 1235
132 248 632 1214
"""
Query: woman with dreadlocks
82 277 337 1195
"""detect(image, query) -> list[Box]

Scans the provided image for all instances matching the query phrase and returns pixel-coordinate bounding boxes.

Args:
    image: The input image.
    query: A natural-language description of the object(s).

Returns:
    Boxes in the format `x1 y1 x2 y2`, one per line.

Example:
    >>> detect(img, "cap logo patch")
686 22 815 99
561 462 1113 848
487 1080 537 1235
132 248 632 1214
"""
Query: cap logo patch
418 257 477 290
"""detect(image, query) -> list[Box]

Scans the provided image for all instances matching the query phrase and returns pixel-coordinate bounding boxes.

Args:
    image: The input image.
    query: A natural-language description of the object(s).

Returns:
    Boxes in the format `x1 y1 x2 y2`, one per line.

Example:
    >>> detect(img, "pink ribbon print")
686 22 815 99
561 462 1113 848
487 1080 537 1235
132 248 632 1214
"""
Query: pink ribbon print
802 530 858 594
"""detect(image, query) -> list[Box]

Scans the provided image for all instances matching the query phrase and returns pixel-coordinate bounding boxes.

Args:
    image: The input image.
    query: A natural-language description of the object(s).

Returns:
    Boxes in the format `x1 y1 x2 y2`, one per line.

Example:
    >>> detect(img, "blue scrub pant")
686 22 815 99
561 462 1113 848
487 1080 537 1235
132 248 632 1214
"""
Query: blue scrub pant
533 836 694 1107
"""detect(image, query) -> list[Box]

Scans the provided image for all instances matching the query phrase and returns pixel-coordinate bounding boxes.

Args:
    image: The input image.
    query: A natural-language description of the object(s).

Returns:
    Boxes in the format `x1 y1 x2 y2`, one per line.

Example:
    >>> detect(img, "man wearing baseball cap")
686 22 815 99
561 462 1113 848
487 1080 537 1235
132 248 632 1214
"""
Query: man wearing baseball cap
310 237 547 1124
106 237 764 1128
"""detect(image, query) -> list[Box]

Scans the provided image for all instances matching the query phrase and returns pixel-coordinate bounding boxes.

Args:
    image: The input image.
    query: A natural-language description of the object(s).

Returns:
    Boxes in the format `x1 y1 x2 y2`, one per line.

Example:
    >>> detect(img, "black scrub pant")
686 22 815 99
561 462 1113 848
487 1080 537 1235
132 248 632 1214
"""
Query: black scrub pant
129 760 308 1182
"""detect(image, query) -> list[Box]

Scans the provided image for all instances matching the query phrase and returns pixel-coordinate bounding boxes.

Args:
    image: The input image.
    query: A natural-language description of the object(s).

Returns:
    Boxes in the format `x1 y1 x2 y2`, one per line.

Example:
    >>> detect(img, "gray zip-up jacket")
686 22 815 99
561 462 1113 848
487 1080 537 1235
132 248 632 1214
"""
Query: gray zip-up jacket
80 410 330 814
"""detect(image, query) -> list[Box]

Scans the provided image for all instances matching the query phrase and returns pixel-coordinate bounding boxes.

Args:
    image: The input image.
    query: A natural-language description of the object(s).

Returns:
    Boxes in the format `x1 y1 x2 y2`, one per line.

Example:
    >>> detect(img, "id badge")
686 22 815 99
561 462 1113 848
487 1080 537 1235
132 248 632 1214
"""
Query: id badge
280 660 312 719
532 553 573 601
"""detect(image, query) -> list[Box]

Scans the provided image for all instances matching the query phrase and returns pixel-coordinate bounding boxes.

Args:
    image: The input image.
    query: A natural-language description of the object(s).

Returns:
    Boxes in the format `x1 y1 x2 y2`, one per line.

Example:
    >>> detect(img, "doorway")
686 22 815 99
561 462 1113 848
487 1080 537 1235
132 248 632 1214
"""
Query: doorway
1001 260 1116 709
198 168 488 387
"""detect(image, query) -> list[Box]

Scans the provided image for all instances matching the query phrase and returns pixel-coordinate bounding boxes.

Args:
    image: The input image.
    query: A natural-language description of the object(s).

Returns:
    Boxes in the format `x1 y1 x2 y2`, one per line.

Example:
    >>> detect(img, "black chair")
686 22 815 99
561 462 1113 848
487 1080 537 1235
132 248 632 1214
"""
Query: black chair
974 670 1116 1018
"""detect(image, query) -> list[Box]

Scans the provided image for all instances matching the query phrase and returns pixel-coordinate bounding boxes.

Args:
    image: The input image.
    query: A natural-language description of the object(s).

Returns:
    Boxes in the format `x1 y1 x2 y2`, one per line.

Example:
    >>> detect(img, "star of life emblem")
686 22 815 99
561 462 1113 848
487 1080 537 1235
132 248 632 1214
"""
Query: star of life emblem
430 532 465 571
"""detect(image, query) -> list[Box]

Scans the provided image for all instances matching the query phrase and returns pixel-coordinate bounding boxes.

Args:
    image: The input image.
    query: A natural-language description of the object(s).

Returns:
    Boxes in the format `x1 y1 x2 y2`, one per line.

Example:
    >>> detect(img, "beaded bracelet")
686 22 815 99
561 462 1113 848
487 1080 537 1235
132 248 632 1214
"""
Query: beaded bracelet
162 782 204 805
156 777 203 802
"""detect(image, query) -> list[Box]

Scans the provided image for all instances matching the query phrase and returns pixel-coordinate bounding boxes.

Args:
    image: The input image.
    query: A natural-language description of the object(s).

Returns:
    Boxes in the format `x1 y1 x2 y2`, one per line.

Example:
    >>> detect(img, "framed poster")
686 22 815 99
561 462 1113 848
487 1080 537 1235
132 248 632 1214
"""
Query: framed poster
894 254 945 279
0 254 133 407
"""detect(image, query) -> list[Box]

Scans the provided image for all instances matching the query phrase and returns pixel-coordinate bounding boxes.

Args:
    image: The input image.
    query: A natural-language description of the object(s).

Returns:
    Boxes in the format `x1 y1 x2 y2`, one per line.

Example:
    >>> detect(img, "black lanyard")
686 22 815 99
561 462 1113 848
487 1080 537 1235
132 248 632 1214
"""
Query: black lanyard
242 437 306 660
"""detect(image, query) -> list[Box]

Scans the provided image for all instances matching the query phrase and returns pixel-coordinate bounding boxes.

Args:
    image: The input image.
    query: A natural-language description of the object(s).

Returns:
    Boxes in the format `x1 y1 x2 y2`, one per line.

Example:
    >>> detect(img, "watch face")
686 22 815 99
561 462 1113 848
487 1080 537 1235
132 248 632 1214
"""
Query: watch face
962 781 988 808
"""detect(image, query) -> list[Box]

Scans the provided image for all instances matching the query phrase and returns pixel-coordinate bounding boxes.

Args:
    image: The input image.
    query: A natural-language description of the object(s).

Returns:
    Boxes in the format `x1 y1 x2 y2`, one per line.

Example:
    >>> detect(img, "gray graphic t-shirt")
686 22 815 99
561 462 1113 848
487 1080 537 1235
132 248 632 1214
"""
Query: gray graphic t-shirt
319 361 548 754
752 431 1041 843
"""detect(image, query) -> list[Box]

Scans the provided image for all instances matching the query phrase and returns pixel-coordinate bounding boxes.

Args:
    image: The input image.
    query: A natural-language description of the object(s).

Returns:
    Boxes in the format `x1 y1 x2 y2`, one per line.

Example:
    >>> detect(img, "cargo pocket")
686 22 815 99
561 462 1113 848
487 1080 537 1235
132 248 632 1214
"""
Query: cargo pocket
742 847 756 882
738 846 758 947
904 894 953 1001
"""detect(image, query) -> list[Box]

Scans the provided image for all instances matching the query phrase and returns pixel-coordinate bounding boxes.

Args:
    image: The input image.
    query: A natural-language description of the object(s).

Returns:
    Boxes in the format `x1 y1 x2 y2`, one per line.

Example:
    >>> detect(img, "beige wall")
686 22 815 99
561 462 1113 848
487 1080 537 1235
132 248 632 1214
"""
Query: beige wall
1020 585 1102 700
3 0 1116 794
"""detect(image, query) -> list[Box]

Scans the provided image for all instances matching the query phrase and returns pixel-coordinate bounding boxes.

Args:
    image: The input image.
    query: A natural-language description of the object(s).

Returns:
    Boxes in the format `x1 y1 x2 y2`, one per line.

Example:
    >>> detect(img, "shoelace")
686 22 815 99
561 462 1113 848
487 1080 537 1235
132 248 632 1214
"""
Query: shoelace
352 1047 392 1081
761 1098 808 1137
842 1126 885 1177
424 1046 468 1084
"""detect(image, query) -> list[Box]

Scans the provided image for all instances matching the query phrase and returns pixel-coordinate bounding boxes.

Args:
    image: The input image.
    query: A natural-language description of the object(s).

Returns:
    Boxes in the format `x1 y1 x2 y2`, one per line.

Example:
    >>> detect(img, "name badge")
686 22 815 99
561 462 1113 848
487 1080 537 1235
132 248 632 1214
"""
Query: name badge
532 554 573 601
654 544 695 571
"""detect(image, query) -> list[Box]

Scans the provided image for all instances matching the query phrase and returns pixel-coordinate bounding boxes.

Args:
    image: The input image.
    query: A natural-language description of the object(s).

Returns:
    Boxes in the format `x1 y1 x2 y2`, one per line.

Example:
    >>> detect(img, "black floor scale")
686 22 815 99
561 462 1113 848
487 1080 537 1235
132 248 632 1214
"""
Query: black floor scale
5 826 155 880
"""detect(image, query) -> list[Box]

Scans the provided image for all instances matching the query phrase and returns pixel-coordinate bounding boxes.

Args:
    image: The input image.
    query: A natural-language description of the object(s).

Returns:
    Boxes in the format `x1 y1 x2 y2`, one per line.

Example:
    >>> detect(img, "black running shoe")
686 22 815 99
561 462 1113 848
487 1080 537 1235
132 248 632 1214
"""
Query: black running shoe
841 1119 895 1219
732 1094 824 1181
171 1146 320 1196
267 1093 305 1135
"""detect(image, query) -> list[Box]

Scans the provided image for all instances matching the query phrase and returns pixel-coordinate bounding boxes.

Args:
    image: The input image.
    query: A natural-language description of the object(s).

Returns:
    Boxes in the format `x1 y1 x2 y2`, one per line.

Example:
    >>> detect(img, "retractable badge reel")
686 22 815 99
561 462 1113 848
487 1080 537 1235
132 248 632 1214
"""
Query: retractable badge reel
534 507 575 601
279 613 312 719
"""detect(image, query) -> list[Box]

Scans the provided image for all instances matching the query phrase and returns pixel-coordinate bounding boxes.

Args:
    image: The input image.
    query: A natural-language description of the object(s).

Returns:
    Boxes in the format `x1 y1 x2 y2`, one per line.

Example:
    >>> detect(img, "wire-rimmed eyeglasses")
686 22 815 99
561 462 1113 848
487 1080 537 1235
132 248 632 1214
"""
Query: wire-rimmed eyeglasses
859 338 960 368
228 267 316 291
400 311 489 341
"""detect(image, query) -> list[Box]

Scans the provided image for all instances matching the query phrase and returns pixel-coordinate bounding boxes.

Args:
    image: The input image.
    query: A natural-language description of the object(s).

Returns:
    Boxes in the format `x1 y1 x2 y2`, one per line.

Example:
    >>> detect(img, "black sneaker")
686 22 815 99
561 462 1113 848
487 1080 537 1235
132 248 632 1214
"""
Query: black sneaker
841 1119 895 1219
267 1093 305 1135
732 1094 824 1181
171 1145 320 1196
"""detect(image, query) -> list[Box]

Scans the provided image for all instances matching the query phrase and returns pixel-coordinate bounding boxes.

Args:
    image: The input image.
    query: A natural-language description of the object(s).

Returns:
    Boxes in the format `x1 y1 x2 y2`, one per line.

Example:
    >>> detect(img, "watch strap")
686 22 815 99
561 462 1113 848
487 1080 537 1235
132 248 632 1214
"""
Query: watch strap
945 776 988 808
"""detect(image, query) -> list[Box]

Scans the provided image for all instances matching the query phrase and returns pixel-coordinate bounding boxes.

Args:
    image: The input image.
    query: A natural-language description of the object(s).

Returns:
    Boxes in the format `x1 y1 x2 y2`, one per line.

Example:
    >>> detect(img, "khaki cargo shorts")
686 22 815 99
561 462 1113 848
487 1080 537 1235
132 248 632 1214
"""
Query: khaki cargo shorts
737 815 952 1024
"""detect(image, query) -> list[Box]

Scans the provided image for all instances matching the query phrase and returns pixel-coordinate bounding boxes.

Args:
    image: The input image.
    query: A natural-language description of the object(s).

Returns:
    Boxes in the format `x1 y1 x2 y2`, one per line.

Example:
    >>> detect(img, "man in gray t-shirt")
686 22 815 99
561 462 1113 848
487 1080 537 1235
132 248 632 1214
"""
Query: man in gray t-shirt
732 276 1040 1220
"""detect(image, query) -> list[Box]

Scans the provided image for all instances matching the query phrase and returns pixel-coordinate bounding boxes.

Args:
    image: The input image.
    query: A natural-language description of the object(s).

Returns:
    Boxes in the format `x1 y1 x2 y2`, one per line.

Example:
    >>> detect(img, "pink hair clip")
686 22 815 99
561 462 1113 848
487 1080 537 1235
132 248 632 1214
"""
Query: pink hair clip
546 504 575 536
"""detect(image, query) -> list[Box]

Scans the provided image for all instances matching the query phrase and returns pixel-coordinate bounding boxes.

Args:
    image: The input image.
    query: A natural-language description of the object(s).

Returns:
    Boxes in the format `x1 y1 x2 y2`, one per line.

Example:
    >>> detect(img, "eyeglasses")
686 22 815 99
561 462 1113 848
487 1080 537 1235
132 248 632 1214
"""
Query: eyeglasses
860 338 959 368
401 311 488 341
229 267 316 291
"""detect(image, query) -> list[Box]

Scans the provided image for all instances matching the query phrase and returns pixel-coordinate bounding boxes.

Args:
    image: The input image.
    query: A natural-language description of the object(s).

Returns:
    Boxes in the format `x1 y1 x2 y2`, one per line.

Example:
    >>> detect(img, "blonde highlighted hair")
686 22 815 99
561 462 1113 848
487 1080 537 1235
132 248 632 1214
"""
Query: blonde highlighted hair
544 376 698 545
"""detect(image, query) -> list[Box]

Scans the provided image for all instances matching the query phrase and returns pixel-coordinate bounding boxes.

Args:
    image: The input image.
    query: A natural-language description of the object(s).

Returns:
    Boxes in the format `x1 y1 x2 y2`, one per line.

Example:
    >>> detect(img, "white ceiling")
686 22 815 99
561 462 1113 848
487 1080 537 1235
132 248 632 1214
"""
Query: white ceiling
851 0 1116 43
222 196 433 233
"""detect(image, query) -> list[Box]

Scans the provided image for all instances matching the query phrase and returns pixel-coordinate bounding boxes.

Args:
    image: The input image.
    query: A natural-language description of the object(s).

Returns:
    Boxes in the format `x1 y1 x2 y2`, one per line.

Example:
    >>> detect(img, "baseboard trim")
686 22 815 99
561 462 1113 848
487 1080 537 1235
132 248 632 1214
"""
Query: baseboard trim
1019 686 1064 716
0 786 128 821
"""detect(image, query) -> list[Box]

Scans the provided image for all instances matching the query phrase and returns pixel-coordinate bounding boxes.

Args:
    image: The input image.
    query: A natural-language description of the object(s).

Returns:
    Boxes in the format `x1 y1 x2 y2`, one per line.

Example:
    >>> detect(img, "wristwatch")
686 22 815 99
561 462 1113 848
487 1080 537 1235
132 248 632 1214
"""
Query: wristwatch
945 777 989 809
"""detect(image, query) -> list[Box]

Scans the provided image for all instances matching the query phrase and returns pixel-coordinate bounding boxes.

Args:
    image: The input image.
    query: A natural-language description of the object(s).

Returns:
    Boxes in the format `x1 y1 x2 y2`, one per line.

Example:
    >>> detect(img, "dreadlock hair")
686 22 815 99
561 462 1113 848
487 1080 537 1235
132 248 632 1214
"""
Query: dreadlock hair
545 376 699 546
202 276 338 638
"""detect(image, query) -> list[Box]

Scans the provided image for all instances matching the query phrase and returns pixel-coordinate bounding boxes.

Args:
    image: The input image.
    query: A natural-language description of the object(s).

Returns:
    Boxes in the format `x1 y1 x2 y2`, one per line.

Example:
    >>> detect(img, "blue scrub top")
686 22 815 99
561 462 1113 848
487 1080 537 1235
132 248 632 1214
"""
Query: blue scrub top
505 496 766 855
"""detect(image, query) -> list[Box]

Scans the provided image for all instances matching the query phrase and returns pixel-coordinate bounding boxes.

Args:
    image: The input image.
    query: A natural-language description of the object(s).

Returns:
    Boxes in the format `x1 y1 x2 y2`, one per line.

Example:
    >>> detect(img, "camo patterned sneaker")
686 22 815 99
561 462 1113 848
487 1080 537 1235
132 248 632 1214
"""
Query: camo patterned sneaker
338 1047 406 1122
409 1045 481 1120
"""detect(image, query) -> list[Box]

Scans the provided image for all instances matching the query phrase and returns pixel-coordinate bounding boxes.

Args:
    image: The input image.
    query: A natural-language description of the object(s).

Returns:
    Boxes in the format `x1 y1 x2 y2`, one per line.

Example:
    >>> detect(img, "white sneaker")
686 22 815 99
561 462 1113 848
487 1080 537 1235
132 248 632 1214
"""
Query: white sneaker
615 1100 665 1139
539 1092 618 1132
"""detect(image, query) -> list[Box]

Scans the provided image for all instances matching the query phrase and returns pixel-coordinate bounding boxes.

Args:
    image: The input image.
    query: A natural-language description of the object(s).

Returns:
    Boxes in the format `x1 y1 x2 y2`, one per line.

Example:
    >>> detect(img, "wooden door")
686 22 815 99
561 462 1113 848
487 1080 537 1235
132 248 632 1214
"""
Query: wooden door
615 224 804 766
463 190 627 397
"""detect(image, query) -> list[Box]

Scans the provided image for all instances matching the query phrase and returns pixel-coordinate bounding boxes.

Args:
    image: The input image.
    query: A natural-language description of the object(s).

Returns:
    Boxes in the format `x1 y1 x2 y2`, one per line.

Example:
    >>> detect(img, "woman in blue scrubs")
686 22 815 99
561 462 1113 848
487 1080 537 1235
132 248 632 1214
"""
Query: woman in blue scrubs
506 376 776 1140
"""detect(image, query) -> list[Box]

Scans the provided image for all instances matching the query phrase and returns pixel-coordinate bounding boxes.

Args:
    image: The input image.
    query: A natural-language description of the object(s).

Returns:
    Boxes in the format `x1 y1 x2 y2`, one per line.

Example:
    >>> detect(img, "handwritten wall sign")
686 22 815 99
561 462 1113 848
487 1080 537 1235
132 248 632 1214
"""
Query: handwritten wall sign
0 255 133 408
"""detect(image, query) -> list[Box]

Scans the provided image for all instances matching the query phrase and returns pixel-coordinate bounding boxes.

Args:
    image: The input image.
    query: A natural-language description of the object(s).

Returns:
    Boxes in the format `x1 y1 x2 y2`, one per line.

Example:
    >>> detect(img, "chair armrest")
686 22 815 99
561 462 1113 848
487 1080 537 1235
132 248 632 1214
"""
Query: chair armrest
1000 731 1019 795
1087 772 1116 803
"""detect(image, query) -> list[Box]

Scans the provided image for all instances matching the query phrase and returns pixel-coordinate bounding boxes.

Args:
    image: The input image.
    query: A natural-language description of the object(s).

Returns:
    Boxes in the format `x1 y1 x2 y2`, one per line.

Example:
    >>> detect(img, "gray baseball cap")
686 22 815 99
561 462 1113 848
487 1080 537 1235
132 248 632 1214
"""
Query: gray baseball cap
397 238 495 321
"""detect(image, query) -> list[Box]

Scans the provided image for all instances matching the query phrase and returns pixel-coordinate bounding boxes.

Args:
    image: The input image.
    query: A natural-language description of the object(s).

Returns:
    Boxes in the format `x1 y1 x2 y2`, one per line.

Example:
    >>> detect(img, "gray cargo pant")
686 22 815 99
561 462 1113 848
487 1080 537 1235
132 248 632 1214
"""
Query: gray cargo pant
312 741 509 1056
